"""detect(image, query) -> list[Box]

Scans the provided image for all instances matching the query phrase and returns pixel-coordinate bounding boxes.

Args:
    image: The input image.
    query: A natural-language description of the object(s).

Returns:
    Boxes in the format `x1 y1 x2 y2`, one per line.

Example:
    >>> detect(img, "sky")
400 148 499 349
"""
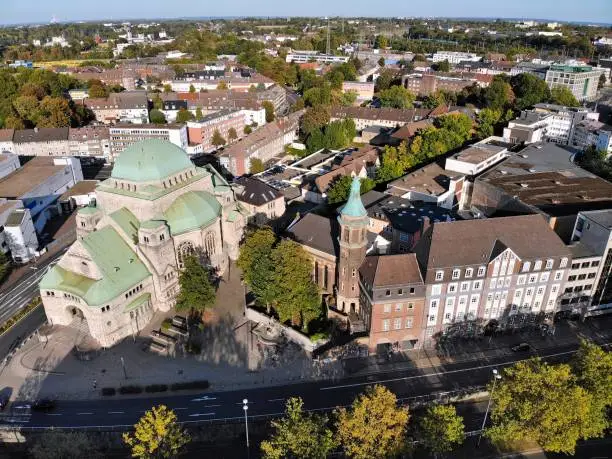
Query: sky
1 0 611 26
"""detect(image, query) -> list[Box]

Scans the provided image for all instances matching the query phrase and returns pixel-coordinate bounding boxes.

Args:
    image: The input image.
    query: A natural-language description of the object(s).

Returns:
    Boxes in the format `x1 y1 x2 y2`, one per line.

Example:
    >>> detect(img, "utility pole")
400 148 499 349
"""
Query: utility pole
478 369 501 446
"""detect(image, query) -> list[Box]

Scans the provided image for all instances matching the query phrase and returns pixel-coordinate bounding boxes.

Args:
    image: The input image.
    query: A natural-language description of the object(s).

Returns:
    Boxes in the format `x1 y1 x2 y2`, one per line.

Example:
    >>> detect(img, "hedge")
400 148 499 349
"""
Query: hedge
119 385 143 394
170 380 210 391
0 296 42 336
101 387 116 396
145 384 168 393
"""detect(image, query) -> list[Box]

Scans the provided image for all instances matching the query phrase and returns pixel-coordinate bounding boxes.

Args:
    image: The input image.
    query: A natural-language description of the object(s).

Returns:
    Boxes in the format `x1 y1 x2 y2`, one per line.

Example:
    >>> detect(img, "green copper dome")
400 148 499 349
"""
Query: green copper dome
163 191 221 235
340 177 367 218
112 139 192 182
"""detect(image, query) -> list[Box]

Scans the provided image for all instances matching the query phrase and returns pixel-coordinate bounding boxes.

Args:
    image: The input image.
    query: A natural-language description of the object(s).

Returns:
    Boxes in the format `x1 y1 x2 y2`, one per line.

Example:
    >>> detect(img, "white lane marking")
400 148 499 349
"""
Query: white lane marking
77 412 93 415
188 412 215 417
173 407 188 410
235 402 254 405
191 396 217 402
319 348 590 391
108 411 124 414
268 398 285 402
199 404 220 408
46 413 62 416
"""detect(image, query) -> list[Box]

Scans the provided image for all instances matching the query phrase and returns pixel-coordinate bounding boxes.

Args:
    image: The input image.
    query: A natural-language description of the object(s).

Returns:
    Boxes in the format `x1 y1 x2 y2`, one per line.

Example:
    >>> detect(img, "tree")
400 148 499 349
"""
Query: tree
12 95 40 125
30 431 103 459
434 113 473 142
151 94 163 110
163 84 172 93
123 405 190 459
336 385 409 459
216 81 228 90
87 82 107 98
482 77 514 110
149 109 166 124
272 240 321 329
340 90 358 106
433 59 451 72
261 397 337 459
244 125 253 135
37 96 72 127
249 157 265 174
326 175 375 204
378 57 386 67
175 255 216 316
486 359 605 454
228 127 238 142
477 108 502 138
550 86 580 107
195 107 203 119
418 404 465 455
378 85 415 109
188 84 196 93
304 86 333 107
0 250 12 283
262 100 275 123
302 105 331 135
510 73 551 110
175 108 194 123
375 69 397 92
598 73 606 90
375 35 388 50
237 228 277 311
211 129 226 147
422 91 447 109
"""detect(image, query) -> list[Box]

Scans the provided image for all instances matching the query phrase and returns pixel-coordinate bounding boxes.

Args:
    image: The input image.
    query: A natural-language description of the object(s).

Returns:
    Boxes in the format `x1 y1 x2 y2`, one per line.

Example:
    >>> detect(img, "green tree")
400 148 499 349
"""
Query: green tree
375 35 388 50
302 105 331 135
244 125 253 135
375 69 397 92
304 86 333 107
175 108 194 123
149 109 166 124
0 250 12 283
195 107 203 119
598 73 606 90
486 359 604 454
249 157 265 174
87 82 107 99
261 397 337 459
510 73 551 110
30 431 102 459
228 127 238 142
378 57 386 67
37 96 72 127
211 129 226 147
262 100 275 123
375 141 415 183
237 228 277 311
326 175 375 204
418 404 465 455
435 113 473 142
163 84 172 93
123 405 190 459
378 85 415 109
340 90 358 106
549 86 580 107
188 84 196 93
12 95 40 125
272 239 321 329
216 81 228 90
422 90 447 109
336 385 409 459
483 77 514 110
433 59 451 72
477 108 502 138
151 94 163 110
175 255 216 316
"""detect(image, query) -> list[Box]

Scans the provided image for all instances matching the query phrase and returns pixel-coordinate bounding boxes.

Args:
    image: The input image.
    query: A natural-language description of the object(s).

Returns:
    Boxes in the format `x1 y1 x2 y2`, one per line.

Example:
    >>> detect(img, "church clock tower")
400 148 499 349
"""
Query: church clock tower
336 177 369 315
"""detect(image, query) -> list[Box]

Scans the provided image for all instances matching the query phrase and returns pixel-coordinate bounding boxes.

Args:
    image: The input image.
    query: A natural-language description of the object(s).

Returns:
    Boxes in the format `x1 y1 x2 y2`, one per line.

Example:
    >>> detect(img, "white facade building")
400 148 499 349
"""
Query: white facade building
285 51 349 64
0 153 20 180
4 207 39 263
432 51 482 64
109 124 188 161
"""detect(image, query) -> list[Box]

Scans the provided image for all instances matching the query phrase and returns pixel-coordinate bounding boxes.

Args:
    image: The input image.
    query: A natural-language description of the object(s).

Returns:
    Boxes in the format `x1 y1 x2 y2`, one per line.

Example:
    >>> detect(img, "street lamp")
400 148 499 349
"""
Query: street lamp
243 398 250 454
478 368 502 447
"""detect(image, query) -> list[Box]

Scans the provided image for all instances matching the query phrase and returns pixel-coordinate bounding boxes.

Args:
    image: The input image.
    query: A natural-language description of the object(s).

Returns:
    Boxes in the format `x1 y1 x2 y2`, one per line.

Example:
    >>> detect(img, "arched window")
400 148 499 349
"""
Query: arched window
204 232 216 257
177 241 195 269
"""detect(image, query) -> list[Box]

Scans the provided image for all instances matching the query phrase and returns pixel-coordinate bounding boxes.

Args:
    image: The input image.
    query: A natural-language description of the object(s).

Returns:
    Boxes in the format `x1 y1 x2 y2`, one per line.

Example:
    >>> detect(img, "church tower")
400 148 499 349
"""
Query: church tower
336 177 369 315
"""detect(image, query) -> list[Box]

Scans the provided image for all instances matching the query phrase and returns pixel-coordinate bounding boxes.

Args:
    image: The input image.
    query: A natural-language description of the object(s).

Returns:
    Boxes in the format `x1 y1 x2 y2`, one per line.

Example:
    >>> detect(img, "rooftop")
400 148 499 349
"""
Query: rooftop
387 162 458 197
13 127 69 143
0 129 15 142
450 142 507 165
287 213 339 257
0 157 66 198
234 176 283 206
581 209 612 230
330 106 433 124
59 180 98 201
360 253 423 288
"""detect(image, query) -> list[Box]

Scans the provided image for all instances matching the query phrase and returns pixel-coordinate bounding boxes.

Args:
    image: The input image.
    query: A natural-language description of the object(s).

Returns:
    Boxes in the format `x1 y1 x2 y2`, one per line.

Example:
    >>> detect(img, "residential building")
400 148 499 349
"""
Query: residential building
186 109 245 154
0 199 38 263
571 119 604 151
0 129 15 153
164 72 275 93
330 107 436 131
109 124 188 161
234 177 285 226
285 51 349 64
544 65 608 102
13 128 70 157
568 210 612 315
0 153 20 179
84 91 149 124
68 126 111 160
0 156 83 231
39 140 247 348
219 111 302 176
432 51 482 64
402 72 491 96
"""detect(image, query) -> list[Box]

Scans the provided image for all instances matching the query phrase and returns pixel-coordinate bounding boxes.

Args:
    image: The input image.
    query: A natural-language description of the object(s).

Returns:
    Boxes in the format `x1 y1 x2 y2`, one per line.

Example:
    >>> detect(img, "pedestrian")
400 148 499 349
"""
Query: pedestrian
93 379 97 390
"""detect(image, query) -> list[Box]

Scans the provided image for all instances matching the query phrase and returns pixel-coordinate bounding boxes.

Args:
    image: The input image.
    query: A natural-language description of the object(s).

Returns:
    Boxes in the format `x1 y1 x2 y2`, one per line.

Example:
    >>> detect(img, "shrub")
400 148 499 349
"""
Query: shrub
161 318 172 331
145 384 168 393
170 380 210 391
119 385 143 394
101 387 116 396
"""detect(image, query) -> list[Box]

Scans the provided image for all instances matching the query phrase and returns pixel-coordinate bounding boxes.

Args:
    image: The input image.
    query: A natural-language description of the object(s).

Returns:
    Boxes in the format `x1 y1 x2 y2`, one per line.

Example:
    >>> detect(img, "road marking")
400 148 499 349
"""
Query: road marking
188 412 215 417
77 412 93 415
108 411 124 414
191 396 217 402
173 407 188 410
268 398 285 402
46 413 62 416
319 348 588 391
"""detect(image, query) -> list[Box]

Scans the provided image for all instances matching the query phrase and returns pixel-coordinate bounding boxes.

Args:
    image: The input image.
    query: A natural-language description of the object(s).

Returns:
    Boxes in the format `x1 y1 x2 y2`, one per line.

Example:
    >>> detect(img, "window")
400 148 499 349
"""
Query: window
571 263 580 270
177 241 195 269
517 275 526 285
407 302 414 310
394 318 402 330
405 318 413 328
430 299 439 309
504 277 511 287
587 272 596 279
383 304 391 313
385 290 391 296
585 284 593 291
537 287 545 295
565 287 573 293
473 280 482 290
459 296 468 306
522 262 531 272
352 268 356 278
431 284 442 296
460 281 470 292
515 289 523 298
447 283 458 293
470 295 480 305
528 274 538 284
534 260 542 271
554 270 563 281
446 297 456 307
592 260 600 267
581 262 590 269
398 289 403 295
382 319 390 331
545 259 554 270
568 275 577 281
452 269 461 280
551 284 559 294
395 303 402 312
539 272 550 283
409 287 415 294
560 257 568 268
428 315 436 324
465 267 473 278
577 274 587 281
489 278 497 289
435 270 444 281
477 266 486 277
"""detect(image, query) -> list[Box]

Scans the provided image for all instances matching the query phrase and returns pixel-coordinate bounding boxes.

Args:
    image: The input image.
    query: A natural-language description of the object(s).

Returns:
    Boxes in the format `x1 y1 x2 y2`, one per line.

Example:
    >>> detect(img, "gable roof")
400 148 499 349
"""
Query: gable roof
235 177 283 206
287 213 339 257
360 253 423 287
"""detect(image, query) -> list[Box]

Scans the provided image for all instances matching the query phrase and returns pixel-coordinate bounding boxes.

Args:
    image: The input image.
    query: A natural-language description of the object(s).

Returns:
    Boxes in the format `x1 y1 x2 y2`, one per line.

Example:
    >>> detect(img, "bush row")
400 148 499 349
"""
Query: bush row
101 380 209 396
0 296 42 336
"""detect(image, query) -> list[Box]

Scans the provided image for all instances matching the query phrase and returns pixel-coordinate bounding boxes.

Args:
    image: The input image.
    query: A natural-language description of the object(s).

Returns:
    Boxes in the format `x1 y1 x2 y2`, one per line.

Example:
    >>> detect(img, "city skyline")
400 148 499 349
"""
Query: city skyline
2 0 611 26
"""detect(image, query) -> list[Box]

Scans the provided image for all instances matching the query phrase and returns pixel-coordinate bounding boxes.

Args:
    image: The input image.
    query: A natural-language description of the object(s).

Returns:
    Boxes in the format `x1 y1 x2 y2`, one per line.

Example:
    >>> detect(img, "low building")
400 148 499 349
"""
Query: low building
0 199 38 263
84 91 149 124
342 81 375 102
186 109 245 153
545 65 608 102
0 153 20 179
402 72 490 96
234 177 285 226
444 137 510 176
0 156 83 231
219 111 302 176
285 52 349 64
13 128 70 157
109 124 188 161
432 51 482 64
57 180 98 215
330 107 436 131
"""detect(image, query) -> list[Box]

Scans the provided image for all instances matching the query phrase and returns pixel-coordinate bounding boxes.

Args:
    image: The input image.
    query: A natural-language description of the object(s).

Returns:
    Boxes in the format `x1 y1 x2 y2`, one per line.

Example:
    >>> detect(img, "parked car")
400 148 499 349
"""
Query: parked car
511 342 531 352
32 399 56 412
0 395 8 411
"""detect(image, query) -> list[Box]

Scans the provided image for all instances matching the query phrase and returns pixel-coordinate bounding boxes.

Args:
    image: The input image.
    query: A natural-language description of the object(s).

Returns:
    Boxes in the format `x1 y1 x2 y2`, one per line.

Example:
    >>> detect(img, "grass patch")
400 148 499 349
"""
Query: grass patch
0 296 41 336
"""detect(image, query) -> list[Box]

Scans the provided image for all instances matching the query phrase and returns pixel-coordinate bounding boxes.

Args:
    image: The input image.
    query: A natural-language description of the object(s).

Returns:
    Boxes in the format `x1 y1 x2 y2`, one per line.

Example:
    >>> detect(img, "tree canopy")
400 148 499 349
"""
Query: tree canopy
418 404 465 454
378 85 415 109
211 129 226 147
326 175 375 204
549 86 580 107
261 397 337 459
306 118 356 153
123 405 190 459
175 108 194 123
175 255 216 315
262 100 275 122
149 109 166 124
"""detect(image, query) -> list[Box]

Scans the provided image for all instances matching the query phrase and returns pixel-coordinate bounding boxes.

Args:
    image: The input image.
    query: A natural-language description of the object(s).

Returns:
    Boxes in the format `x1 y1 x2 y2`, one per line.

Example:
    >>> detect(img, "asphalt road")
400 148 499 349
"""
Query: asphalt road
0 340 601 430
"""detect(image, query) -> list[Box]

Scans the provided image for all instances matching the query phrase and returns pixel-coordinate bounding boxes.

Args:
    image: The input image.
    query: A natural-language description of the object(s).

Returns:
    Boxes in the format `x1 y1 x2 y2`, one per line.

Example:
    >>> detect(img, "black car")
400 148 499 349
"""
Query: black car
0 396 8 411
511 342 531 352
32 399 56 412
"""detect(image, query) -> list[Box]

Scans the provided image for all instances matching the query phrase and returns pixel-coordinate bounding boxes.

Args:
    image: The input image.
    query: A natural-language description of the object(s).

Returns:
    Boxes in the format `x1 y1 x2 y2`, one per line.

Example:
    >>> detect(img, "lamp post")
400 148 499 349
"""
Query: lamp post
120 356 128 380
478 368 501 447
243 398 250 456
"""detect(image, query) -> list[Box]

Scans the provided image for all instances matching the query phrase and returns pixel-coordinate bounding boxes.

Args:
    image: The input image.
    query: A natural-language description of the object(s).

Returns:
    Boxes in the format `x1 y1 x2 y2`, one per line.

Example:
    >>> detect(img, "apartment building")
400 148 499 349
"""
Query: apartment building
84 91 149 124
219 111 302 176
186 109 245 153
402 72 491 96
234 176 286 226
0 153 20 179
13 128 70 157
342 82 375 102
108 124 188 161
285 51 349 64
545 65 608 102
432 51 482 64
330 107 436 131
573 120 612 155
0 129 15 153
413 215 571 343
68 126 111 159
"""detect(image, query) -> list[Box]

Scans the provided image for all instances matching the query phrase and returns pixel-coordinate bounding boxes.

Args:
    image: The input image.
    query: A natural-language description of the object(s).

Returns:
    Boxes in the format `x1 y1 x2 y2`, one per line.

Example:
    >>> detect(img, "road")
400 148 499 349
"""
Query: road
0 340 603 430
